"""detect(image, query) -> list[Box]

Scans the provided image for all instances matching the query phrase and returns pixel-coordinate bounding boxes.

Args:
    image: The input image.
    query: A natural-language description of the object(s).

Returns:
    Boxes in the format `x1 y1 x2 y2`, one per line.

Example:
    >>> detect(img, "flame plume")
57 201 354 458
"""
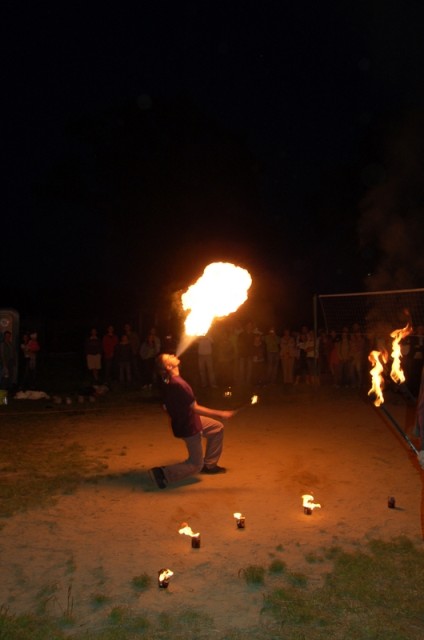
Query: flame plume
389 324 412 384
368 324 412 406
177 262 252 356
368 349 388 407
178 522 200 538
302 494 321 511
159 569 173 582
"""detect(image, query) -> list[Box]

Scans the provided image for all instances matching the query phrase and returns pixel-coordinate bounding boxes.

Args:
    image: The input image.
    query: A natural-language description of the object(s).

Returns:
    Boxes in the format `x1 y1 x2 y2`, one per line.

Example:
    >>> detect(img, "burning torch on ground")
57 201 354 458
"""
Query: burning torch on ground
179 522 201 548
158 568 174 588
302 494 321 515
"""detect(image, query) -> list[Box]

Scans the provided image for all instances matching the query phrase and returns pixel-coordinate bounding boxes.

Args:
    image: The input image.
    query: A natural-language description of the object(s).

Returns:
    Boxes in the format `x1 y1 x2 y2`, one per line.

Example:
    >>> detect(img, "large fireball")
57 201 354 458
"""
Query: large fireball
181 262 252 337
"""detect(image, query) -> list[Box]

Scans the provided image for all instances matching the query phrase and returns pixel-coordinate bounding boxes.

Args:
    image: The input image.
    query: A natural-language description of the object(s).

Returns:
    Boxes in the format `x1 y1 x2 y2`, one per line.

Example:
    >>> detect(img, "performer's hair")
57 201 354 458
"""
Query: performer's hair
156 354 171 383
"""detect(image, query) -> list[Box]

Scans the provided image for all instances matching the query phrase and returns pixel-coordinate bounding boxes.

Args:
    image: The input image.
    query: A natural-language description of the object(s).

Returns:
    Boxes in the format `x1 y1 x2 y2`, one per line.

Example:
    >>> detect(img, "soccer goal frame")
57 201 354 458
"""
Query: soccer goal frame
314 288 424 337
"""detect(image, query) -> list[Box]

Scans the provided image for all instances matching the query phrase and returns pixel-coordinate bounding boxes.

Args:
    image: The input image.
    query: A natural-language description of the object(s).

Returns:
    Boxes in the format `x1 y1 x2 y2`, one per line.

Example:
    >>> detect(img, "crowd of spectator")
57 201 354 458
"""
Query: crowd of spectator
1 320 423 400
83 323 162 390
188 321 424 396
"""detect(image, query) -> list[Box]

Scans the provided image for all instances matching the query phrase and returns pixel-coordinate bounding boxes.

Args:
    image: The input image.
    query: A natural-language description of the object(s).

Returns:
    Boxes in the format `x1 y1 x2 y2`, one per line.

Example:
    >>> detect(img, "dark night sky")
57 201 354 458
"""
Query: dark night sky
4 1 424 333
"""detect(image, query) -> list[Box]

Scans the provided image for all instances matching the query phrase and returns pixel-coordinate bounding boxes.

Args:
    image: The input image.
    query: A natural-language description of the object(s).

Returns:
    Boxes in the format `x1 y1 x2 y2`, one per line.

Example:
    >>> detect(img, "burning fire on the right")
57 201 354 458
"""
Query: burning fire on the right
389 323 412 384
368 350 388 407
368 323 412 406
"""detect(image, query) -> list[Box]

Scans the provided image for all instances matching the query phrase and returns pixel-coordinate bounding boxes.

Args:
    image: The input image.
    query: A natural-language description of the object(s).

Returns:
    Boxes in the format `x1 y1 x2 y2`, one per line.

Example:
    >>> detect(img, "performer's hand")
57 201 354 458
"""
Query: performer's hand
221 410 237 420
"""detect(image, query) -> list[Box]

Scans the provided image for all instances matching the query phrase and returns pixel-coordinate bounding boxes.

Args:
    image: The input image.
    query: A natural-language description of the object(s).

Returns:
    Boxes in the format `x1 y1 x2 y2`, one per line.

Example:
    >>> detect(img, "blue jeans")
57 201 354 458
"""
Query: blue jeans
163 416 224 484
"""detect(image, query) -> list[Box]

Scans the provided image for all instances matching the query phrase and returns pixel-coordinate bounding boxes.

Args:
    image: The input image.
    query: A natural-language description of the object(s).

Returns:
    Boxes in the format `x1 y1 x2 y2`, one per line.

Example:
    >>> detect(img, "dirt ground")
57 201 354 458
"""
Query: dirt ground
1 384 423 634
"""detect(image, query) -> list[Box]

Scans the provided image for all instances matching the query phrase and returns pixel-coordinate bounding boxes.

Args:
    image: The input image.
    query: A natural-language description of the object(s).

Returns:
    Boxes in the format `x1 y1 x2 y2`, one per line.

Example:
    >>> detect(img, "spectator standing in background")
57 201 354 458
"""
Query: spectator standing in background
115 334 132 387
350 324 365 389
279 328 296 384
337 327 353 388
237 321 254 386
328 329 341 386
305 330 319 385
251 330 266 387
85 328 102 382
20 333 31 388
140 329 161 390
27 332 40 388
197 334 217 388
102 325 118 387
317 329 331 383
264 327 280 384
124 323 141 382
215 328 235 388
294 327 309 385
1 331 17 389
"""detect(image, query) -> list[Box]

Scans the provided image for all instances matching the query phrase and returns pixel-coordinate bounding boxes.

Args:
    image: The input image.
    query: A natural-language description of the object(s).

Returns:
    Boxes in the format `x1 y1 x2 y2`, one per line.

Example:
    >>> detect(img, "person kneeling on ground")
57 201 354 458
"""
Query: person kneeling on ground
149 353 236 489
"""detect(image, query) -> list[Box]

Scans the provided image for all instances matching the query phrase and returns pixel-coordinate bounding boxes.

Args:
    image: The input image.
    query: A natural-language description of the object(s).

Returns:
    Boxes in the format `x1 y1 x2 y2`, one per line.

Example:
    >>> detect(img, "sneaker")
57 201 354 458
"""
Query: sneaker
149 466 168 489
201 464 226 474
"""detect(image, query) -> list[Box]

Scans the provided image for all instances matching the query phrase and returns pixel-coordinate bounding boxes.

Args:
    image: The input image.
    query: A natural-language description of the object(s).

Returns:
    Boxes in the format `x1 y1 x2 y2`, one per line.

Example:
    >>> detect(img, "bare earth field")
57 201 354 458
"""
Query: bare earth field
0 384 423 635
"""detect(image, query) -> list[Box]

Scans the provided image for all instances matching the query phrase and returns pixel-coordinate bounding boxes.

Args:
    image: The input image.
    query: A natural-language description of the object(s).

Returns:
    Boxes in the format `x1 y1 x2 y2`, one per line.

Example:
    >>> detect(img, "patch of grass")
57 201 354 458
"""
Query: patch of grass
323 545 343 560
268 558 286 574
240 564 266 585
108 605 131 624
131 572 152 591
0 418 106 517
157 609 213 636
325 536 424 611
0 605 68 640
34 582 74 624
65 553 76 575
35 582 59 616
108 606 150 633
1 536 424 639
90 592 110 608
304 551 324 563
286 571 308 588
262 587 318 626
261 537 424 639
90 565 107 586
58 611 75 629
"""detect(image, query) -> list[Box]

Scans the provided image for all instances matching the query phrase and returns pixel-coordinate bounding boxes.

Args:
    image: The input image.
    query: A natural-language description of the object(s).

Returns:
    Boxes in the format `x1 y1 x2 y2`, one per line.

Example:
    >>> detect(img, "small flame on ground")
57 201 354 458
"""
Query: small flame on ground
176 262 252 356
389 324 412 384
368 349 388 407
251 395 258 405
159 569 174 582
302 494 321 510
178 522 200 538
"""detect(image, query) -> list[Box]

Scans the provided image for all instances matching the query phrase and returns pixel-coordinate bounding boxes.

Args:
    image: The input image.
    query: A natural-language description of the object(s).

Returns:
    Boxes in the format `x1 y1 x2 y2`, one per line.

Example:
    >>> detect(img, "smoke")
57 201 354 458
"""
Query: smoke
358 109 424 290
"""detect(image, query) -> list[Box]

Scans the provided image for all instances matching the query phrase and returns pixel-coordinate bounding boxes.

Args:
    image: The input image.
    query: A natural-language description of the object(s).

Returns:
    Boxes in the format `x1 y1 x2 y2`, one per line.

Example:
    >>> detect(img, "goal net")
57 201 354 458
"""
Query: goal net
316 288 424 399
316 288 424 337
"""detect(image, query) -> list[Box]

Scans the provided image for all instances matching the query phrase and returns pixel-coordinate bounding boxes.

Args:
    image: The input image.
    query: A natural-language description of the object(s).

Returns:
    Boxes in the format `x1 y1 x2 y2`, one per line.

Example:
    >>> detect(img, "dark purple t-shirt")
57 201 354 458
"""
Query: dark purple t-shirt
163 375 202 438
